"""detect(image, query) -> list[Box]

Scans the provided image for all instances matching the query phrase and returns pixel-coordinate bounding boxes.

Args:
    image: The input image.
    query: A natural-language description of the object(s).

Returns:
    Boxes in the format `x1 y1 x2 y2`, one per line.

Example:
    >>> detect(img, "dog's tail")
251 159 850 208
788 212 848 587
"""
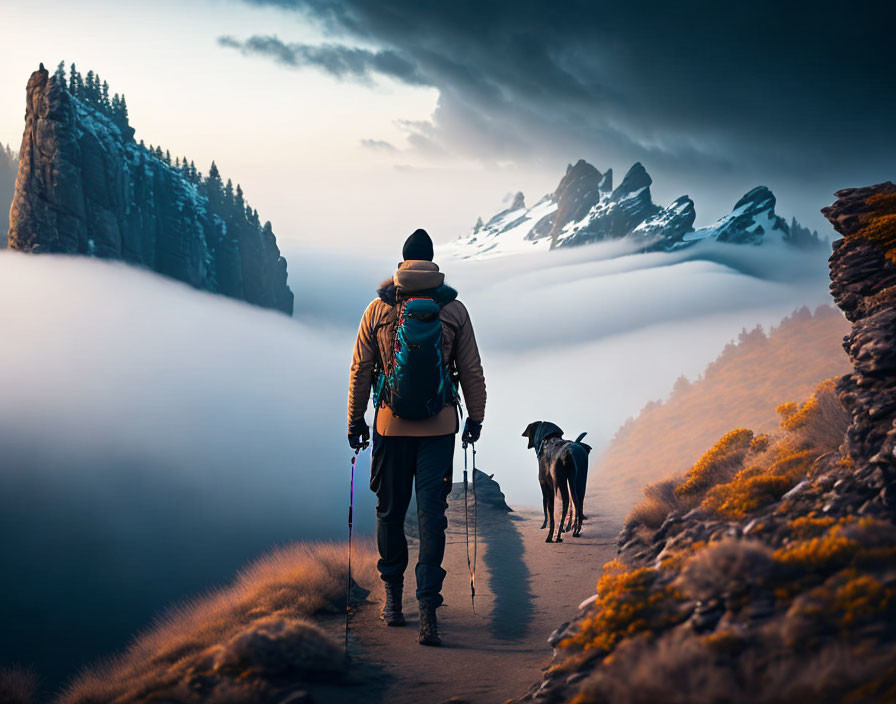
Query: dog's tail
574 432 592 454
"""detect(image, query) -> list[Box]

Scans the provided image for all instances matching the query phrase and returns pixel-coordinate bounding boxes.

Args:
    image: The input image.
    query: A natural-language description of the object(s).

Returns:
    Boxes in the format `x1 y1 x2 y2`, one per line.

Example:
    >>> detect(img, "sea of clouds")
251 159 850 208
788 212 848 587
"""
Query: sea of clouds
0 238 833 683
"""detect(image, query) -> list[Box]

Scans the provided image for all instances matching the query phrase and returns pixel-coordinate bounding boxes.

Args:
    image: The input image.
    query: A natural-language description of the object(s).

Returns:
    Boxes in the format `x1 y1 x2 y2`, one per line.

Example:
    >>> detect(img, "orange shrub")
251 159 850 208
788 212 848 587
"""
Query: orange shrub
855 191 896 263
699 449 814 519
561 560 684 654
774 517 896 573
674 428 754 499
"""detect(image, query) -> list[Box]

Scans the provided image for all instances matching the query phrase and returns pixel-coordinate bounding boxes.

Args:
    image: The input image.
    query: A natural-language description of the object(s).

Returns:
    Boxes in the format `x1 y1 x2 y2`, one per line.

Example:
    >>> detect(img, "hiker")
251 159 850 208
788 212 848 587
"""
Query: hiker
347 228 486 646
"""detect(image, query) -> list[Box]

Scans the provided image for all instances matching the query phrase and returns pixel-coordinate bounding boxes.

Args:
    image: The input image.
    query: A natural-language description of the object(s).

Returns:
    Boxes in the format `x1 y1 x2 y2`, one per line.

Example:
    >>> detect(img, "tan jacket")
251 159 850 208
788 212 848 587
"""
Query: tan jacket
348 260 486 437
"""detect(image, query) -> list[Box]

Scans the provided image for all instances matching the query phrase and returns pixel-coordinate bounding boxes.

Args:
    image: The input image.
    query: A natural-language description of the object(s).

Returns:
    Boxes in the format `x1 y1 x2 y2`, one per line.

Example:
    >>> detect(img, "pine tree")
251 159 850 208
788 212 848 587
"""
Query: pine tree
204 161 224 211
165 149 171 165
235 183 245 214
119 95 129 125
207 161 222 187
224 178 234 207
85 71 96 104
68 63 82 96
101 80 110 109
54 61 66 85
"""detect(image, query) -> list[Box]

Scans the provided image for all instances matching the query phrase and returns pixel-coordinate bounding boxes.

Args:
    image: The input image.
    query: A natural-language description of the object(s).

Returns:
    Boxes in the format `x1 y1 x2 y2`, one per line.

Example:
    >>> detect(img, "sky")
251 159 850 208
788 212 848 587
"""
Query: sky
2 0 893 252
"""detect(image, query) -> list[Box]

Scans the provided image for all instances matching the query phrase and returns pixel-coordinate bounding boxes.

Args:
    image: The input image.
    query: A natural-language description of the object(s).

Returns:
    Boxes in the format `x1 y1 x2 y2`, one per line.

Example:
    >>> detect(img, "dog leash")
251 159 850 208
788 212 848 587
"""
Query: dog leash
463 441 478 613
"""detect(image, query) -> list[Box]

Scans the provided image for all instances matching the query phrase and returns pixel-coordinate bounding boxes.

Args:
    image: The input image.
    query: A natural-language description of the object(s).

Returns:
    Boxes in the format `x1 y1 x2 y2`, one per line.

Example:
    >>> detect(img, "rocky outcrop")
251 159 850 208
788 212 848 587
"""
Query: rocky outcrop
555 162 661 247
514 182 896 703
824 182 896 489
447 159 827 260
8 66 293 314
630 194 696 247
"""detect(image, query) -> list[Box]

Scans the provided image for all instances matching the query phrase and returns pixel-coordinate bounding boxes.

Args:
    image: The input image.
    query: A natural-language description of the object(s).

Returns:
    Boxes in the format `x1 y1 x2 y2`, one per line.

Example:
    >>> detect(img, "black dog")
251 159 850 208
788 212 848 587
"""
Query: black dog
522 421 591 542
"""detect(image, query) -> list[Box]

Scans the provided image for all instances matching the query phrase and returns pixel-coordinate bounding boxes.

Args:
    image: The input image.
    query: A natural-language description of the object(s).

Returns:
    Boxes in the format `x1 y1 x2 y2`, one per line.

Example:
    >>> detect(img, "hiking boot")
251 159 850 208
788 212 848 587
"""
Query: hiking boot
380 582 406 627
417 599 441 646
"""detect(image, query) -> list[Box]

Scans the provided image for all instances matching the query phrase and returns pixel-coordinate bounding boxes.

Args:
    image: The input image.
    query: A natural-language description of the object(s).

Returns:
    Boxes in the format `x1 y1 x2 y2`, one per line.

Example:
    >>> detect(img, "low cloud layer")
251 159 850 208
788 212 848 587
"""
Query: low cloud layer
0 252 376 686
0 241 833 684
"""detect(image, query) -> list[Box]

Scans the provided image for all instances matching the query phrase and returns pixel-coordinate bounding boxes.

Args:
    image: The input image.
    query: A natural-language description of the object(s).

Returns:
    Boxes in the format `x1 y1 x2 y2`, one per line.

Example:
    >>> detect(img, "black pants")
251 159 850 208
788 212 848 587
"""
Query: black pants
370 431 455 606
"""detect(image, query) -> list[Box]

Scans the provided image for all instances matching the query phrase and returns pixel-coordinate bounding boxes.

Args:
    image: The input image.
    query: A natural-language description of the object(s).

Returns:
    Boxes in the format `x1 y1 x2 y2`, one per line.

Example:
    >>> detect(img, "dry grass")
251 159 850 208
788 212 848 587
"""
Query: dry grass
59 540 378 704
566 630 896 704
779 377 849 453
0 666 38 704
676 539 773 602
625 477 685 531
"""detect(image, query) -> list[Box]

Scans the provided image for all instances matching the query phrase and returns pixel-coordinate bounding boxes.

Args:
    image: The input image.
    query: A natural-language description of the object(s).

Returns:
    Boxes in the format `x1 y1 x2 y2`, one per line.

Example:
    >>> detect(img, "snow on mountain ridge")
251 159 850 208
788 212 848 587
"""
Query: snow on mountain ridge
443 161 825 261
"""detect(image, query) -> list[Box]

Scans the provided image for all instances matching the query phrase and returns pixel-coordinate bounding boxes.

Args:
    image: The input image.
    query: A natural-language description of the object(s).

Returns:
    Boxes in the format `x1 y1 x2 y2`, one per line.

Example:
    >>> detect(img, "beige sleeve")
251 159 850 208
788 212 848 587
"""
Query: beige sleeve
347 301 378 431
453 302 486 423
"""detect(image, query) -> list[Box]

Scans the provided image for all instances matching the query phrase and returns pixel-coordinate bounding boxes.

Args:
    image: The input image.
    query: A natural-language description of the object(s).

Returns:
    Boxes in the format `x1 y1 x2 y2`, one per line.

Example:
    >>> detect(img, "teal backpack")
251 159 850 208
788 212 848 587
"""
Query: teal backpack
374 296 456 420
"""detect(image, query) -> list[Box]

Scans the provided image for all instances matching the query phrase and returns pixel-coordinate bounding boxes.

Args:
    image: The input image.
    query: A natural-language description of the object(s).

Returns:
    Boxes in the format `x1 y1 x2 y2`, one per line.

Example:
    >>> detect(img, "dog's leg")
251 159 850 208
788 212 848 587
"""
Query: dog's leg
545 482 555 543
556 480 569 544
564 476 576 532
573 484 584 537
578 459 589 521
539 482 549 530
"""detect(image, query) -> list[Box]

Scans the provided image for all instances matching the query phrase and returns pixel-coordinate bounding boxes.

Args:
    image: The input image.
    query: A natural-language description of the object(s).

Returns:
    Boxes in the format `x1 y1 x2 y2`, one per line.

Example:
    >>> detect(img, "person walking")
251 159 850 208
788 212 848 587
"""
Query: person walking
347 228 486 646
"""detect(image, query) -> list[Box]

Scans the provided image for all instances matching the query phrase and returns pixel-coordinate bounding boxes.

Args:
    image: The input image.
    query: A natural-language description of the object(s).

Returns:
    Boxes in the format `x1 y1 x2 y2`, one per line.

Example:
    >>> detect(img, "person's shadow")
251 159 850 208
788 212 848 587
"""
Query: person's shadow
466 469 536 642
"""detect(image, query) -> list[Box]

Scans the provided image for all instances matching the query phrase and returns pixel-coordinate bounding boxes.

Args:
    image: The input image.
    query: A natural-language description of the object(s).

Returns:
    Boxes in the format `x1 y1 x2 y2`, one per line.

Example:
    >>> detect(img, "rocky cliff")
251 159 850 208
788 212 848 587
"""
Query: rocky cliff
8 65 293 314
518 183 896 703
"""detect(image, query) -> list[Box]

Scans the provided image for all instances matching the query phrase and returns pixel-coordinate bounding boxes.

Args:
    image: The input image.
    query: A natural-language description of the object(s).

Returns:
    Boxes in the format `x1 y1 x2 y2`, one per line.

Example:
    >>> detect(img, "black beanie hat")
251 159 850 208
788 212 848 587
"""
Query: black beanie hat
402 228 434 261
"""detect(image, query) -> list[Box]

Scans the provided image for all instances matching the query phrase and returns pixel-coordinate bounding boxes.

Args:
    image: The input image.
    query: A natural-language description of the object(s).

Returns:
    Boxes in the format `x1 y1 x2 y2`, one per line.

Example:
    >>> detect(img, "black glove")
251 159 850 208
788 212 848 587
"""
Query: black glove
348 419 370 451
462 418 482 445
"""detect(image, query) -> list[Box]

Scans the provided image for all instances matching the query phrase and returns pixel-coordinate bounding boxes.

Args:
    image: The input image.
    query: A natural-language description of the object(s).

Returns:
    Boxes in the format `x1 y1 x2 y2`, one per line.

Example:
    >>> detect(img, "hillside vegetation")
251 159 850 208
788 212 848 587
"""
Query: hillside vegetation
593 305 850 516
520 182 896 703
0 542 378 704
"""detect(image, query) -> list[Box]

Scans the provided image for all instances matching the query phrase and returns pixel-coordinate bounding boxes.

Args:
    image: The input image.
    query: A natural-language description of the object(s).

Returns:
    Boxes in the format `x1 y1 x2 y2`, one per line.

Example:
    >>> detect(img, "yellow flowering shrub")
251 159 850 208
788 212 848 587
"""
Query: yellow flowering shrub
561 560 684 654
700 449 814 518
674 428 754 499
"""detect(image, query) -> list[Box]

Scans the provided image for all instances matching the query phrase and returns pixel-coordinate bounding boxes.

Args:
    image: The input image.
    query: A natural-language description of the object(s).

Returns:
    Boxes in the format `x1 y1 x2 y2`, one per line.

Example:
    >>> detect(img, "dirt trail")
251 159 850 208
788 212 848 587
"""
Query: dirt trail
347 482 620 704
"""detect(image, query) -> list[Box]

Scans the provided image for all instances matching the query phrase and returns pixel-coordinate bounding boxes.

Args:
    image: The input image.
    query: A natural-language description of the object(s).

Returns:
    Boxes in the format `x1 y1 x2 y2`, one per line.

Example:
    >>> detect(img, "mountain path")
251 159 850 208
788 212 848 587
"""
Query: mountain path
343 485 620 704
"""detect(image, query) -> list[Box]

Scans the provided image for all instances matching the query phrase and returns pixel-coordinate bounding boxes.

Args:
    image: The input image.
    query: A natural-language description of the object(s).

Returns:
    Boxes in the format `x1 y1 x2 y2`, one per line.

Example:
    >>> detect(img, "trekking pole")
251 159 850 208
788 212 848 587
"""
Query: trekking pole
345 443 366 658
471 442 478 606
463 441 477 612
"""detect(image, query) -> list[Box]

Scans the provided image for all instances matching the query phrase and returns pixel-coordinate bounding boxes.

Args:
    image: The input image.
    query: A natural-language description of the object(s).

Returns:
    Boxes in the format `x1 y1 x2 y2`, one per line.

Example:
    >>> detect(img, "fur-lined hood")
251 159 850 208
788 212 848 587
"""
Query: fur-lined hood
377 260 458 307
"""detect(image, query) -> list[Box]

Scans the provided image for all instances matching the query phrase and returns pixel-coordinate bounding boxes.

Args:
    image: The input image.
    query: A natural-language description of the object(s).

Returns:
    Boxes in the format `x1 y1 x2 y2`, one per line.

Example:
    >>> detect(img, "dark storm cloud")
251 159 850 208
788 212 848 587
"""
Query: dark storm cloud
225 0 895 227
218 34 428 84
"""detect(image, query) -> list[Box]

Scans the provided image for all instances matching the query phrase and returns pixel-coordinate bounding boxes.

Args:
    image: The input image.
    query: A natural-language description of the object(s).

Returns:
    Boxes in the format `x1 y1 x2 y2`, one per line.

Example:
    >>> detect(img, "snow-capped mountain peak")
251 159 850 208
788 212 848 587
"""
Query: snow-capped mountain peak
441 160 825 260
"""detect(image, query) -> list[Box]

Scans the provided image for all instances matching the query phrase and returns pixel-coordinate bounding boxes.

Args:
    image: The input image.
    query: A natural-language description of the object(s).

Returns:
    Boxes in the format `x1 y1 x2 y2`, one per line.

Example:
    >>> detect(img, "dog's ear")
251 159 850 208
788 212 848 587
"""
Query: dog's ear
522 421 540 448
